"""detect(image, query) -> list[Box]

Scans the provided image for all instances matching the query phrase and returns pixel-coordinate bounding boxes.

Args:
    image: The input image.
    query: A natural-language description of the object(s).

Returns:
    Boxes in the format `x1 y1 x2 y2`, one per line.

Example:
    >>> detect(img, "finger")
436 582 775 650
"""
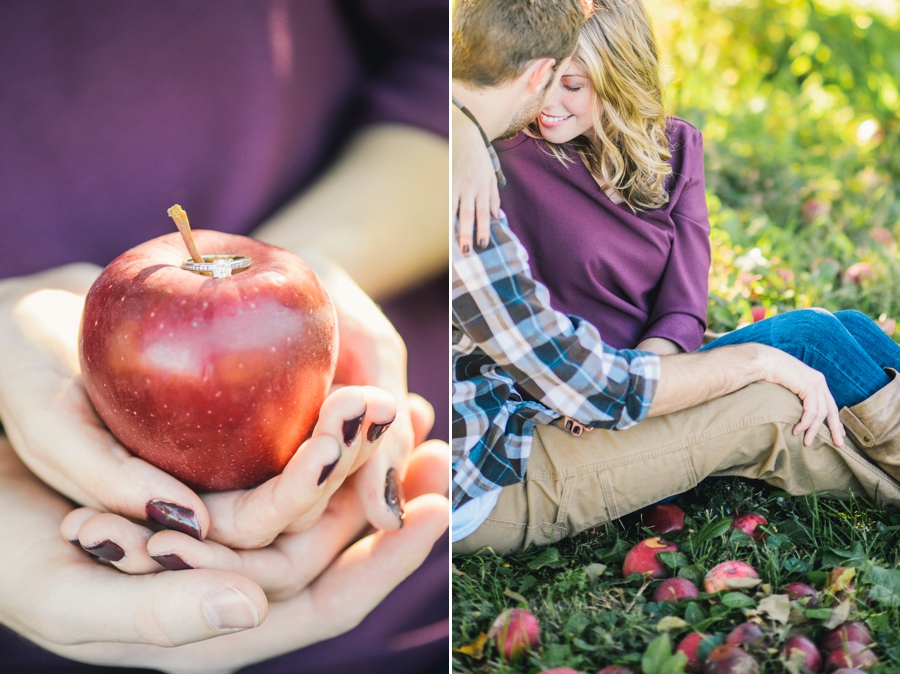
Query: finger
75 512 164 574
803 393 829 446
148 484 369 600
266 493 449 645
490 178 501 219
60 507 103 544
457 197 474 255
407 393 434 446
202 387 394 548
792 394 815 438
474 190 491 249
403 440 449 500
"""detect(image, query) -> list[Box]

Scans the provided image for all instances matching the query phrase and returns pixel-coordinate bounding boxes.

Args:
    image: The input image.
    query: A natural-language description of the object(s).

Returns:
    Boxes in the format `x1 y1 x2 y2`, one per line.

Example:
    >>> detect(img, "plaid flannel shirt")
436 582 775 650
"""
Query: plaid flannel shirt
452 213 661 509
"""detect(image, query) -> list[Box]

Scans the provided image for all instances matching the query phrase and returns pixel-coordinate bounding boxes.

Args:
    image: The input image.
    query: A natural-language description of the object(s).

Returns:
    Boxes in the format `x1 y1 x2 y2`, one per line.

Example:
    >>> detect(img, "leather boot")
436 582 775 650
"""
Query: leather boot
841 368 900 481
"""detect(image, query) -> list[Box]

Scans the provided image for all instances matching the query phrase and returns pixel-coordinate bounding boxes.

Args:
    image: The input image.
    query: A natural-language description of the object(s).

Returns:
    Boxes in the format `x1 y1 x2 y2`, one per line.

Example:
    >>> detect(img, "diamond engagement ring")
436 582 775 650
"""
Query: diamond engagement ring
181 255 252 279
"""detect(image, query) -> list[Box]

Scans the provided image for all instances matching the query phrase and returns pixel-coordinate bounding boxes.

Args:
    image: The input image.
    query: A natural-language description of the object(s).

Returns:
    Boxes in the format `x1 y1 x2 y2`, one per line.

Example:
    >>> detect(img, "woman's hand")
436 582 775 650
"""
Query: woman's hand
0 264 403 549
758 345 846 447
452 105 499 254
1 435 448 674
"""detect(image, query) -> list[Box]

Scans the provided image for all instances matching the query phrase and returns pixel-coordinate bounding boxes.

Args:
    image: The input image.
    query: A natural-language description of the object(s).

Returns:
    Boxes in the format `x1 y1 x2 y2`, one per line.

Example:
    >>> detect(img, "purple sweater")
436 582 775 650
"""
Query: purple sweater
0 3 447 673
494 118 711 352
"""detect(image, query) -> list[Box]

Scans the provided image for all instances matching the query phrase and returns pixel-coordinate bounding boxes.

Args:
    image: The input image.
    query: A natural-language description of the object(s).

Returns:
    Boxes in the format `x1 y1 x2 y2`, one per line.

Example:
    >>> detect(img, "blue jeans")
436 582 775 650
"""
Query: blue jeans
701 309 897 409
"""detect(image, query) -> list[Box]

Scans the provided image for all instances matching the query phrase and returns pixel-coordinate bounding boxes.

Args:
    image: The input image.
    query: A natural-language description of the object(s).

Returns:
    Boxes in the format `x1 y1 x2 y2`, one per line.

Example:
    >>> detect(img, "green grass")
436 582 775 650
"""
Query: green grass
452 479 900 673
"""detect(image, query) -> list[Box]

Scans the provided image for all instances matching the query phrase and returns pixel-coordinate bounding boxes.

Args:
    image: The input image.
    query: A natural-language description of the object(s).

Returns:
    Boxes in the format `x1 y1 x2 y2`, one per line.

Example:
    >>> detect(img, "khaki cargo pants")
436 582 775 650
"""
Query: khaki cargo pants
453 379 900 555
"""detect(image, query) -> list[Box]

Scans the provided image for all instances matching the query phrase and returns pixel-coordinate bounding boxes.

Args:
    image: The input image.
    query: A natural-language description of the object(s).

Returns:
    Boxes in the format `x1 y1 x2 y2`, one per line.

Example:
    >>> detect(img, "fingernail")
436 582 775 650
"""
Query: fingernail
317 456 340 486
146 500 202 540
478 238 488 248
83 540 125 562
69 539 101 560
385 468 405 527
152 553 194 570
367 417 395 443
202 587 260 632
565 419 572 431
574 427 582 436
342 411 365 446
462 244 470 255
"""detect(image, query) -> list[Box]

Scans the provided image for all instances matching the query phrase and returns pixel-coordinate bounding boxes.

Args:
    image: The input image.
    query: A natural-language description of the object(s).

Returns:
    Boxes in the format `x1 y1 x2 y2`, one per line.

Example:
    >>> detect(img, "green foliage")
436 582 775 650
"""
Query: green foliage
647 0 900 330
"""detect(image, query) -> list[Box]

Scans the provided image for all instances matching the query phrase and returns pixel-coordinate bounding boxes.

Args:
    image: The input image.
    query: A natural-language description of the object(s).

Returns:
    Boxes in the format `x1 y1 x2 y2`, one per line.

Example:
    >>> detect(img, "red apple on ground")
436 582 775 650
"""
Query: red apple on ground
622 537 678 579
488 608 540 660
80 217 338 491
704 644 758 674
644 504 686 534
676 632 709 674
652 577 699 604
725 623 766 650
704 561 760 593
824 642 878 671
820 622 873 652
831 670 868 674
782 635 822 673
731 512 767 541
783 582 818 605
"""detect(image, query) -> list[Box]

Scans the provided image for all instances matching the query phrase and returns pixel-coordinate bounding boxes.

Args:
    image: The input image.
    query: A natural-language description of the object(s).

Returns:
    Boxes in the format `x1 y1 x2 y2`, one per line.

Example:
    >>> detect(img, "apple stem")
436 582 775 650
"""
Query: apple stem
167 205 205 263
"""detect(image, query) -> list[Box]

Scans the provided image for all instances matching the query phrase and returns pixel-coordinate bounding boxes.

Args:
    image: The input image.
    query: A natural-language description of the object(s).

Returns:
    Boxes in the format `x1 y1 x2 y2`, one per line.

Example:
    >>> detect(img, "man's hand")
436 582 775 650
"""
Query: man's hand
452 105 499 254
757 345 846 447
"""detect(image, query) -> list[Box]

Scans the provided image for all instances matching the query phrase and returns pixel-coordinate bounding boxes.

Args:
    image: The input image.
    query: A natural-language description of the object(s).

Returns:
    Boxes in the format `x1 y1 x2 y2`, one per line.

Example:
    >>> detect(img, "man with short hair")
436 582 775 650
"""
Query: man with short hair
451 0 900 555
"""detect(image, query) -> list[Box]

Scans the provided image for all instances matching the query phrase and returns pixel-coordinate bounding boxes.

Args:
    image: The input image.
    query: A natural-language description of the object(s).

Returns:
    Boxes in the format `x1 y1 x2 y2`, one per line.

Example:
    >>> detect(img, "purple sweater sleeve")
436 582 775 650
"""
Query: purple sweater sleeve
641 126 711 352
350 0 448 138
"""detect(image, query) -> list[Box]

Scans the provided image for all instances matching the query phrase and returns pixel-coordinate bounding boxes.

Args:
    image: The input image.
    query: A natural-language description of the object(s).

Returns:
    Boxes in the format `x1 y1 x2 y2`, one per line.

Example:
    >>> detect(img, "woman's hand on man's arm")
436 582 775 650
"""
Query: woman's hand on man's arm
452 105 499 254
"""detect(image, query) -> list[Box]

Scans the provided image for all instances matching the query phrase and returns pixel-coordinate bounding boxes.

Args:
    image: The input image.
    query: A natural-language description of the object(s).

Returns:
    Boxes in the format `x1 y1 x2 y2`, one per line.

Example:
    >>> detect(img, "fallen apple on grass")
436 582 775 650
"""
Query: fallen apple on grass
80 206 338 491
725 623 766 650
622 537 679 579
652 577 699 604
730 512 767 541
782 635 821 673
824 642 878 671
644 503 686 534
703 644 758 674
704 560 760 593
783 582 818 605
676 632 709 674
820 622 873 651
488 608 541 660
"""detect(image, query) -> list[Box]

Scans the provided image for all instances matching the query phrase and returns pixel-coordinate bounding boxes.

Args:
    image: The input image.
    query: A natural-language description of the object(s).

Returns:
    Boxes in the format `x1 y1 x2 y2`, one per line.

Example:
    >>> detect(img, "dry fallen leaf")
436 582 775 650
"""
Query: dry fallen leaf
725 577 762 590
758 593 791 624
823 598 853 630
656 616 692 632
454 632 490 659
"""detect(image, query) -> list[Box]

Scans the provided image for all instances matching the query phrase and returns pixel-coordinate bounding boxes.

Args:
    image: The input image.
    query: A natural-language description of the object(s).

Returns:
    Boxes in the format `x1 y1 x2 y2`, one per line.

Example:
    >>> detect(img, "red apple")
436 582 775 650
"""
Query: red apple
731 512 767 541
644 504 686 534
652 577 699 604
820 622 873 652
783 582 818 605
704 644 758 674
622 537 678 579
488 608 540 660
676 632 708 674
831 670 868 674
782 635 821 673
80 228 338 491
725 623 766 650
824 642 878 671
704 561 759 593
751 306 766 323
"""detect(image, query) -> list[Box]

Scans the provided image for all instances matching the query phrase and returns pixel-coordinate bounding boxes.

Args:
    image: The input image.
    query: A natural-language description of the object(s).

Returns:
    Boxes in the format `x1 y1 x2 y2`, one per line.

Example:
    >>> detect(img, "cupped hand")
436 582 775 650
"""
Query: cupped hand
49 441 450 674
759 345 845 447
452 104 499 254
0 264 401 550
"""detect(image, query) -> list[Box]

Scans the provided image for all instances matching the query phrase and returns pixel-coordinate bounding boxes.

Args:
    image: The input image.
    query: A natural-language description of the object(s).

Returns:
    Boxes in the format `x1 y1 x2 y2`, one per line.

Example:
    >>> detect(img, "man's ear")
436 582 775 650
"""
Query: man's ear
525 57 556 94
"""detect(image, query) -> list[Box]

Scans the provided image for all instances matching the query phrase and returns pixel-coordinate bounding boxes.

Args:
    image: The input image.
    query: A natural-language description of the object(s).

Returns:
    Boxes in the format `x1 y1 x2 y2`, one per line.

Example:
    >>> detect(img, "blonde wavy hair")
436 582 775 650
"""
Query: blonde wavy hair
537 0 672 211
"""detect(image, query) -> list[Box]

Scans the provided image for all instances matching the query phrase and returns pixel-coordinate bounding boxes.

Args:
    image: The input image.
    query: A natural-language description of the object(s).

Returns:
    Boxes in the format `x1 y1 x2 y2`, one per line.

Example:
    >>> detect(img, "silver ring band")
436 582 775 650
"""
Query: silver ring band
181 255 251 278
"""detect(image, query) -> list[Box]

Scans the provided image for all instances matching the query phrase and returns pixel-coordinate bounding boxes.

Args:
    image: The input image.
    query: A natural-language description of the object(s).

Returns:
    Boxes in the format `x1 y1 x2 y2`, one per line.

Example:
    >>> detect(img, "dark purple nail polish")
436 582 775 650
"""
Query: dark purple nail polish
366 417 395 443
146 500 202 540
462 244 470 255
565 419 572 431
317 456 340 486
385 468 405 527
83 540 125 562
152 553 194 570
342 411 365 446
574 426 583 436
478 238 488 248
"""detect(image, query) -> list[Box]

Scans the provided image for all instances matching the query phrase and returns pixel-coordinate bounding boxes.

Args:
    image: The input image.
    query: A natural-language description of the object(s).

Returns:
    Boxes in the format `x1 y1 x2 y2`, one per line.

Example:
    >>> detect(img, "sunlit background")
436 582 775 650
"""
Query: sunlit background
645 0 900 333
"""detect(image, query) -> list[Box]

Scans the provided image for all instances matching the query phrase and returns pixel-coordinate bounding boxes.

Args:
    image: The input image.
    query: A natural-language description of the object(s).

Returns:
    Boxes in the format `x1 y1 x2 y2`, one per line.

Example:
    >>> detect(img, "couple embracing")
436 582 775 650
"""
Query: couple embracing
451 0 900 555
